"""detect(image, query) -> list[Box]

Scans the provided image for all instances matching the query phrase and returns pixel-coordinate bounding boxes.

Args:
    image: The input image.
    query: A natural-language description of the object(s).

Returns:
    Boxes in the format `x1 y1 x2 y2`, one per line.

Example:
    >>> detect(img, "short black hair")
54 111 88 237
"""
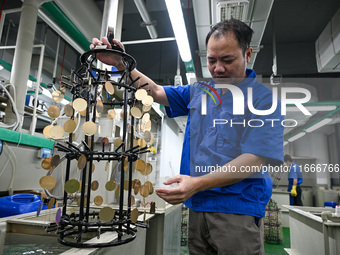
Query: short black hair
205 19 254 54
284 154 293 162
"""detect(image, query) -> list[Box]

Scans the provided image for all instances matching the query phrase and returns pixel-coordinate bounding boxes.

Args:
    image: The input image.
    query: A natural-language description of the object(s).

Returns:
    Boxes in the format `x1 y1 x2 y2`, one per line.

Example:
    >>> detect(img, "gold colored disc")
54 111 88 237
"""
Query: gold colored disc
41 157 53 170
99 207 115 222
120 109 129 119
91 180 99 191
49 126 64 139
144 181 154 195
105 180 116 191
113 138 123 147
147 133 155 146
105 81 115 95
130 107 142 119
144 131 152 142
96 99 104 113
139 184 149 198
141 120 152 132
64 104 74 117
130 195 135 207
78 181 82 192
124 180 129 191
77 154 87 169
64 119 77 133
79 109 87 116
50 155 60 167
142 113 150 123
77 197 87 207
142 104 152 112
73 98 87 112
47 105 61 119
92 163 95 173
43 125 53 138
137 138 147 148
142 95 154 106
135 89 147 101
64 179 80 194
52 90 64 103
124 160 128 171
82 121 97 136
94 195 103 206
105 161 110 171
115 185 120 199
108 109 116 119
48 197 56 209
135 159 146 171
141 163 153 176
134 183 140 195
131 208 139 223
40 175 56 190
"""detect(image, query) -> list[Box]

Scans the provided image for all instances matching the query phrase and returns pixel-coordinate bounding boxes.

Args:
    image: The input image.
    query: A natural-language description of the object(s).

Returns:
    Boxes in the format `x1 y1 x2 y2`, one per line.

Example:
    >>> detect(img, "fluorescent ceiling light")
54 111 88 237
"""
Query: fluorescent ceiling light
305 118 333 133
283 141 288 146
165 0 192 62
134 0 158 39
286 105 337 112
288 132 306 142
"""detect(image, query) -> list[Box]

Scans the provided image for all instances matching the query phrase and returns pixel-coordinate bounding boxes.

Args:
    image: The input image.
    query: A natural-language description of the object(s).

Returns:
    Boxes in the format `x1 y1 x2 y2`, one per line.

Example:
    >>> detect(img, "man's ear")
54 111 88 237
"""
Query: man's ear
245 47 253 63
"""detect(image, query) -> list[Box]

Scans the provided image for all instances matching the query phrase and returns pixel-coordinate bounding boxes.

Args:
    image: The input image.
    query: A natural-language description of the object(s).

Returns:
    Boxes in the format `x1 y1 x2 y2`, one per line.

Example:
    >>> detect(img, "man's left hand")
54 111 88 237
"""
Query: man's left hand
155 175 199 205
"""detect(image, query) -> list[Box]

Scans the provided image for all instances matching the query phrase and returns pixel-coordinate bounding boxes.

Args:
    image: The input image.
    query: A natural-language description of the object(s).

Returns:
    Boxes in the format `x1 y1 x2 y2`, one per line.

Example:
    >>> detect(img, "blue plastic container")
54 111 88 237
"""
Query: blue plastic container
0 194 47 218
324 201 338 208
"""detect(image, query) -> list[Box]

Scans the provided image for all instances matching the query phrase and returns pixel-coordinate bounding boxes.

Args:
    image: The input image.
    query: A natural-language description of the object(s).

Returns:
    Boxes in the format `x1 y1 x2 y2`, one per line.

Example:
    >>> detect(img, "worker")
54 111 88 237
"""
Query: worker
284 154 303 206
91 18 284 255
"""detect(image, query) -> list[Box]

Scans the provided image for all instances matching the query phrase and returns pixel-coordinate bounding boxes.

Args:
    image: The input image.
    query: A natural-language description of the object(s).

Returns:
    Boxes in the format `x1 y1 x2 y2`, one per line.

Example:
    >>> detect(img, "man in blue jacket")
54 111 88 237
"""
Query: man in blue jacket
284 154 303 206
92 18 284 255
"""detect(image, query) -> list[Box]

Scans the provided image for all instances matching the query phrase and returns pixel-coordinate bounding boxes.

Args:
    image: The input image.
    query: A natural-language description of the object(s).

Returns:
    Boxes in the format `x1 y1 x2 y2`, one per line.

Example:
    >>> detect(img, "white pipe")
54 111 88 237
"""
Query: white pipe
53 36 61 82
30 44 45 135
122 37 175 45
134 0 158 39
37 9 85 54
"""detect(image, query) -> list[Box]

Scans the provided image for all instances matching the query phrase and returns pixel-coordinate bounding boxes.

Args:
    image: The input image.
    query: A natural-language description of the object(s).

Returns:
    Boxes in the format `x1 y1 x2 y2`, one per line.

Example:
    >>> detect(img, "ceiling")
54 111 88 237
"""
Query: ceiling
1 0 340 135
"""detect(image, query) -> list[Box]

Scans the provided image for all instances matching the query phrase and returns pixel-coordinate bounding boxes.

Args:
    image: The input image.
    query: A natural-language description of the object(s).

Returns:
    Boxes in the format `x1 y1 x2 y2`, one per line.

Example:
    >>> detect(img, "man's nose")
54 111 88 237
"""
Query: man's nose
214 61 225 73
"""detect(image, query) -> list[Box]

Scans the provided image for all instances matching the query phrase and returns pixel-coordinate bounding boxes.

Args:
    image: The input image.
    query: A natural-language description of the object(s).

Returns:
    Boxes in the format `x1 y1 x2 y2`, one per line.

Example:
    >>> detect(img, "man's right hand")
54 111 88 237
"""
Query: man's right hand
291 185 297 197
90 37 126 70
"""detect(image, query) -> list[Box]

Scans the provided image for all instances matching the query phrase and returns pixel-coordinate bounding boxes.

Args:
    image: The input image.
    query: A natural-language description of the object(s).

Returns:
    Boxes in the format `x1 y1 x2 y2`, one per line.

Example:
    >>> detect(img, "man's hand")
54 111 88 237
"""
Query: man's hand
155 175 200 205
291 185 297 197
90 37 125 69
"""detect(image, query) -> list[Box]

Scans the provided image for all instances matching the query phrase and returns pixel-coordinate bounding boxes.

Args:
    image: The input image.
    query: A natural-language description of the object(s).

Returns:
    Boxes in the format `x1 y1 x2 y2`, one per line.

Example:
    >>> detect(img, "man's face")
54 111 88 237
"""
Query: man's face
207 32 252 85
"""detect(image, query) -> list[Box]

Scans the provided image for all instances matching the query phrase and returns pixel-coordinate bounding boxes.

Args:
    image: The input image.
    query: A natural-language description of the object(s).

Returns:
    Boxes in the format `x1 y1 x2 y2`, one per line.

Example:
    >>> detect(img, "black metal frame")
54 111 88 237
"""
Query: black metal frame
54 49 147 248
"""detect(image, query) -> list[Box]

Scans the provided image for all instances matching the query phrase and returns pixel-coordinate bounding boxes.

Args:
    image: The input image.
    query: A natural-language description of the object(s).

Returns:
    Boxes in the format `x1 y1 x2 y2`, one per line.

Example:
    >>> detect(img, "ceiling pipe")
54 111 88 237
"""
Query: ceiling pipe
134 0 158 39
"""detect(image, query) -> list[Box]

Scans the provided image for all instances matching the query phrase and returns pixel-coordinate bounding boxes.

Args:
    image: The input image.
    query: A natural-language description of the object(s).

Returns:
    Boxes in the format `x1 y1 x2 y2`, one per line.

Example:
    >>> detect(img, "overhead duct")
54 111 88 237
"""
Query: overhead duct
315 8 340 73
193 0 273 78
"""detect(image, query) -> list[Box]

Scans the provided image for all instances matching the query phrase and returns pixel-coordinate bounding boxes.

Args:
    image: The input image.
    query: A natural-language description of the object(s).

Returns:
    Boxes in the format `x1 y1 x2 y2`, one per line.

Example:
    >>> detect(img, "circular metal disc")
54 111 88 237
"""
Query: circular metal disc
142 95 154 106
77 197 87 207
120 109 129 119
113 138 123 147
144 181 154 195
48 197 56 209
135 159 146 171
139 184 149 198
141 120 152 132
142 104 152 112
142 113 150 123
124 180 129 191
144 131 152 142
40 175 56 190
96 99 104 113
105 161 110 171
105 180 116 191
56 208 62 224
49 126 64 139
47 105 61 119
146 133 155 146
124 160 128 171
43 125 53 138
134 183 140 195
91 180 99 191
135 89 147 101
64 104 74 117
52 90 64 103
50 155 60 167
77 154 87 169
94 195 103 206
105 81 115 95
64 179 80 193
140 163 153 176
99 207 115 222
64 119 77 133
131 208 139 223
91 163 95 173
115 185 120 199
79 109 87 116
73 98 87 112
82 121 97 136
41 157 53 170
137 138 147 148
130 195 135 207
130 107 142 119
108 109 116 119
